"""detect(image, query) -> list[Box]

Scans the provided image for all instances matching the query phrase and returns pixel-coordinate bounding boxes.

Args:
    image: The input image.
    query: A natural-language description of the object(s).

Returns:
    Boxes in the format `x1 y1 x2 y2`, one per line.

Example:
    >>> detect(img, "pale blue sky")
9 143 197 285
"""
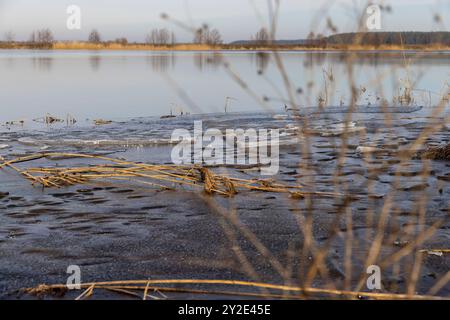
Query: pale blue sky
0 0 448 42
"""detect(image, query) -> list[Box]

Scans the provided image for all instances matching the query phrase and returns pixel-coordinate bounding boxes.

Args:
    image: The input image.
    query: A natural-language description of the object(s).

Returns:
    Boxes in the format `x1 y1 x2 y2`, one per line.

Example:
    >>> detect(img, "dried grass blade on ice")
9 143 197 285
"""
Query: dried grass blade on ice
21 279 449 300
0 152 346 198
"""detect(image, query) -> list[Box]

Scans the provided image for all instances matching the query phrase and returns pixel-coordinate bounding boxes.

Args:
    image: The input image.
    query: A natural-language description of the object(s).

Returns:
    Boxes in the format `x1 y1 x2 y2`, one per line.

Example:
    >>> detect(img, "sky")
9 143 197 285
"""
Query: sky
0 0 448 42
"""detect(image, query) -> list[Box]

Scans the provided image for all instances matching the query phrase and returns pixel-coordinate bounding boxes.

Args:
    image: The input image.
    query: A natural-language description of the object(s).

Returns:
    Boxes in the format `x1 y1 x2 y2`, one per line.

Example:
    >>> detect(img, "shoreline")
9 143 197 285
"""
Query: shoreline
1 42 450 52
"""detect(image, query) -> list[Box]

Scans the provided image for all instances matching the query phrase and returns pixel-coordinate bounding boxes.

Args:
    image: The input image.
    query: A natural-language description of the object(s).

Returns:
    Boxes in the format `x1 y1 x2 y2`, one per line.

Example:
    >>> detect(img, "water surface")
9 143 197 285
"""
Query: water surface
0 50 448 122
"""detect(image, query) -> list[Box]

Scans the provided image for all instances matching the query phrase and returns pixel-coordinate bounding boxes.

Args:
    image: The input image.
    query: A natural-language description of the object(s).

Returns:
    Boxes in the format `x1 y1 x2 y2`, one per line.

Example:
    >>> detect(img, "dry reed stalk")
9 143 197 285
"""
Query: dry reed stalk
22 279 449 300
419 249 450 254
417 143 450 160
75 284 95 300
0 152 348 198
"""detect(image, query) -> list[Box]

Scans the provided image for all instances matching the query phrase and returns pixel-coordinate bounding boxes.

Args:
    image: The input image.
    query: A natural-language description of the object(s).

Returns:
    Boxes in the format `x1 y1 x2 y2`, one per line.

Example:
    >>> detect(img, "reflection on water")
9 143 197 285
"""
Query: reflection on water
252 52 270 73
89 55 101 71
32 56 53 71
302 51 450 67
0 50 448 121
148 53 177 72
194 52 223 71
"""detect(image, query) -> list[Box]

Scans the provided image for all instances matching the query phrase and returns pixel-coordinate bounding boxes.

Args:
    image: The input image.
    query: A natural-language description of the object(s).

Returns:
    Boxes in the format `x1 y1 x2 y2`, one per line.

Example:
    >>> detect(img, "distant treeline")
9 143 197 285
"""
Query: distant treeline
0 31 449 50
231 32 450 47
324 32 450 46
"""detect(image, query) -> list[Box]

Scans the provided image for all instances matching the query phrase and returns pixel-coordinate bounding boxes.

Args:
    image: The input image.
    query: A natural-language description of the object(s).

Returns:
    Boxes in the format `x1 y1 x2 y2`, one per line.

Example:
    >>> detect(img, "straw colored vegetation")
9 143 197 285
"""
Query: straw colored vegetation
418 143 450 160
52 42 450 51
21 278 449 300
0 152 343 198
53 42 219 51
3 41 449 51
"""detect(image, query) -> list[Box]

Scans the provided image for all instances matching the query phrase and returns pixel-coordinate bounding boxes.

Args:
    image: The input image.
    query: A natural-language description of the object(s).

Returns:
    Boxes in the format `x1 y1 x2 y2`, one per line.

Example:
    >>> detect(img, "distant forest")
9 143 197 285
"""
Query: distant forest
231 32 450 47
324 32 450 46
0 30 448 49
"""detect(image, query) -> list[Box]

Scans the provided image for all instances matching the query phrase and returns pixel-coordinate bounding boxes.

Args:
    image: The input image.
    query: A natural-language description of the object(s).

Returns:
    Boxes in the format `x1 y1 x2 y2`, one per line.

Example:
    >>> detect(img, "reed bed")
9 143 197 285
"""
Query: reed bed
0 152 342 198
14 41 450 52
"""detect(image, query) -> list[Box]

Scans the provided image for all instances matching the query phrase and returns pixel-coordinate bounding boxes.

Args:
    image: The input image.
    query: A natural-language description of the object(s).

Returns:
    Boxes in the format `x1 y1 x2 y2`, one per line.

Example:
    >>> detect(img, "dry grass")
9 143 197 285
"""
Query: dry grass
418 143 450 160
50 42 450 51
21 279 449 300
53 42 218 51
2 41 448 52
0 152 344 198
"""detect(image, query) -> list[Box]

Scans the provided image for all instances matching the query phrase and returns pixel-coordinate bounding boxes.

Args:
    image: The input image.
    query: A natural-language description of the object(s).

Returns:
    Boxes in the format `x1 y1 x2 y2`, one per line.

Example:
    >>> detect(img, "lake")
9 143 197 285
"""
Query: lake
0 50 448 122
